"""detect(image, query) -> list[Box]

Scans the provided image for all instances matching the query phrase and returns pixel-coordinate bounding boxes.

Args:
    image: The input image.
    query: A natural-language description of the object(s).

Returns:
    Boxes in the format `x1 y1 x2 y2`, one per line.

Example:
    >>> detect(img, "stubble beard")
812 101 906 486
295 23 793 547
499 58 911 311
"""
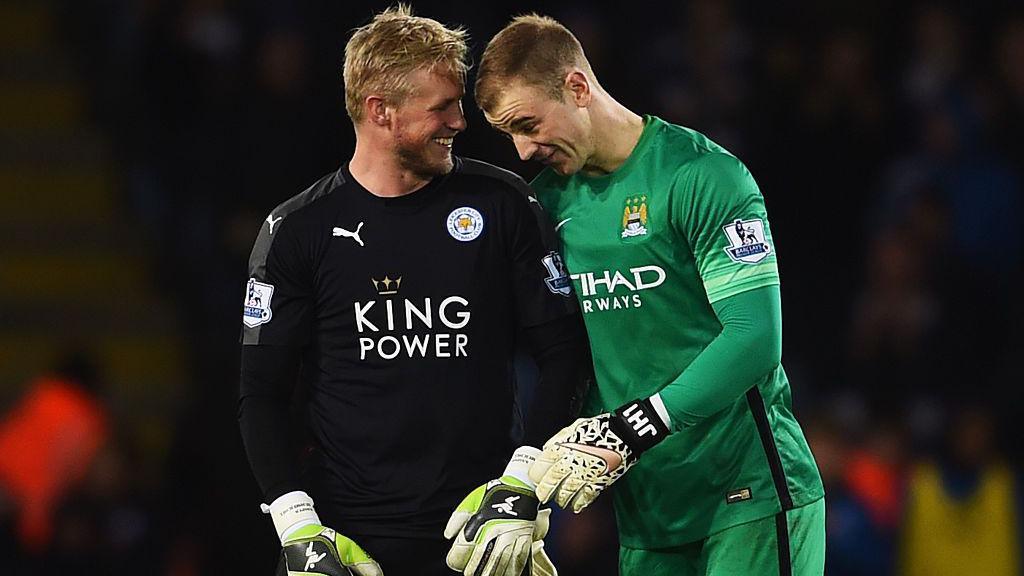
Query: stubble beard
395 138 453 180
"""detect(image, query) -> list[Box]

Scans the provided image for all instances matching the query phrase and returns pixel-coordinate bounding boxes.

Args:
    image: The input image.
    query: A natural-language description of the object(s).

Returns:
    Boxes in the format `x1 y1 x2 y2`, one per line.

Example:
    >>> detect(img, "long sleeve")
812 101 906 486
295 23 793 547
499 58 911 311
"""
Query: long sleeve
238 344 302 502
519 315 593 447
658 285 782 430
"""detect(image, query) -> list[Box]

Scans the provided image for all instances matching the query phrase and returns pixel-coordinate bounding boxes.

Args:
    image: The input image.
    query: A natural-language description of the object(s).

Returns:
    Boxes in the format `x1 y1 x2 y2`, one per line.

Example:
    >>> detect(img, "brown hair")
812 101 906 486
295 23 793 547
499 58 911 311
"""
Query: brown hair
475 14 593 114
343 4 469 122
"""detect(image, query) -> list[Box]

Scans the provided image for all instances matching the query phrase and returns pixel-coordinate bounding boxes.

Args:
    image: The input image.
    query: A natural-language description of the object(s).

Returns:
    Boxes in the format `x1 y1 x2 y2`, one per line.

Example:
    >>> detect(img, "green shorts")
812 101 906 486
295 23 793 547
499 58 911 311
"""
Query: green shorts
619 497 825 576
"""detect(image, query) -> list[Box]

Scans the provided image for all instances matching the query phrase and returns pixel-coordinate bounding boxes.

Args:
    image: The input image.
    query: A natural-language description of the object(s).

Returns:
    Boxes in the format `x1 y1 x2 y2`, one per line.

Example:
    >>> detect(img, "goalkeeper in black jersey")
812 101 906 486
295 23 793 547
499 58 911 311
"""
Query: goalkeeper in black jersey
238 7 590 576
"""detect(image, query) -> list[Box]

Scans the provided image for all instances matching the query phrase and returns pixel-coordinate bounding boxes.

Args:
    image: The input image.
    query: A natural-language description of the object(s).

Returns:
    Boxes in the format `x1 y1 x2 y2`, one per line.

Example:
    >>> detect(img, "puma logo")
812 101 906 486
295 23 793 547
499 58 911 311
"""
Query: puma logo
266 214 283 234
333 222 365 247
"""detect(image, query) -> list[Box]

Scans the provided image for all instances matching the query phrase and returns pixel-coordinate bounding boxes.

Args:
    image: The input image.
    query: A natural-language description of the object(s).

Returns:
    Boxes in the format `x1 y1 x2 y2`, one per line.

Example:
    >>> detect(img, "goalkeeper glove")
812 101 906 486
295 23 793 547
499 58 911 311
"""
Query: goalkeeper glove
264 490 383 576
528 509 558 576
445 446 557 576
529 396 671 513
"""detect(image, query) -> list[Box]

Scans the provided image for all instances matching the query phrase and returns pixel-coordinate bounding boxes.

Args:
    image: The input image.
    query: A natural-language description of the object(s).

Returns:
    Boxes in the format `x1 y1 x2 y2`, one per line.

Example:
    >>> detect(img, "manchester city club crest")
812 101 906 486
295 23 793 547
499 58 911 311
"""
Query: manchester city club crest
621 195 648 239
447 206 484 242
722 218 772 264
242 277 275 328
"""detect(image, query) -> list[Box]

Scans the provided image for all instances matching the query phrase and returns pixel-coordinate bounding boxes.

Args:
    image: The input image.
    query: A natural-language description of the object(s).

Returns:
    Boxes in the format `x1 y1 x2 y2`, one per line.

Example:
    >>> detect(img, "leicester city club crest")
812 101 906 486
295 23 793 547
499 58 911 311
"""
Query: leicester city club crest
621 195 648 239
242 277 275 328
447 206 484 242
723 218 772 264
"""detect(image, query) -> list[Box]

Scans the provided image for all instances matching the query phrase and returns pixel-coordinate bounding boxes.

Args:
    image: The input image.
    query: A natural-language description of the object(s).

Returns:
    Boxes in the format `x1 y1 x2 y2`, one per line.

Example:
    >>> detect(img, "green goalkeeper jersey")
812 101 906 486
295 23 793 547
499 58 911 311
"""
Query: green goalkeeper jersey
532 116 823 548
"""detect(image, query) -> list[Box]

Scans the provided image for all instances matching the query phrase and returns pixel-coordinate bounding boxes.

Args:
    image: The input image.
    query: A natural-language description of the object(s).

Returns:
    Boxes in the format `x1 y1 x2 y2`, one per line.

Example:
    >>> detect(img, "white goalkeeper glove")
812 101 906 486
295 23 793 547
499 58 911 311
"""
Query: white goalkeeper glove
528 509 558 576
529 396 671 513
445 446 558 576
264 491 383 576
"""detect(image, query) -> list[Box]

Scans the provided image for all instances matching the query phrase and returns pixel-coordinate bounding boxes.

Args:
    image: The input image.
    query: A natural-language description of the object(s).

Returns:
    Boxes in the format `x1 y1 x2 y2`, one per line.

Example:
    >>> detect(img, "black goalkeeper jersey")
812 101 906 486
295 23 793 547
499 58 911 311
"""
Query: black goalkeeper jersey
240 157 576 537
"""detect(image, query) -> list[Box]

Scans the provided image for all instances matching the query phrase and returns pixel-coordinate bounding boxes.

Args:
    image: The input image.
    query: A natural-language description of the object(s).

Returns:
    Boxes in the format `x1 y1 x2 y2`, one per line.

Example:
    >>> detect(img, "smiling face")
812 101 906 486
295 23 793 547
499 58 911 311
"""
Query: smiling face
484 81 594 176
389 68 467 178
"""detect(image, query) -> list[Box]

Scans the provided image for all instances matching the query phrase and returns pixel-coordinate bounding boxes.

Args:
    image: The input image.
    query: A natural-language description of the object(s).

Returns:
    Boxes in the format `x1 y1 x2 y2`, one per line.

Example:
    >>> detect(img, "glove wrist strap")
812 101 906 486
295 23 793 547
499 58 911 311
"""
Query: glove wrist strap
611 397 671 455
503 445 541 490
262 490 321 543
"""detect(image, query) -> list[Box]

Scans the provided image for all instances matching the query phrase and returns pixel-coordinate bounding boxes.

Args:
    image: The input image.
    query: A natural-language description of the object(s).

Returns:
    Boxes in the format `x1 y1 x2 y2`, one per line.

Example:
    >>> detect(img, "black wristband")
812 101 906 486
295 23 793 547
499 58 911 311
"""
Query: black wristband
610 397 671 455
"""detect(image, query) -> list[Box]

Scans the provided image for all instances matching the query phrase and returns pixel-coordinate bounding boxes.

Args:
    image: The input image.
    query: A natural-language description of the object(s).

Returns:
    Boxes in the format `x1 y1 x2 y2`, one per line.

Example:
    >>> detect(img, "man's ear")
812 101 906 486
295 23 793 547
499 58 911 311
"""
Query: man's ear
564 70 592 108
366 95 389 126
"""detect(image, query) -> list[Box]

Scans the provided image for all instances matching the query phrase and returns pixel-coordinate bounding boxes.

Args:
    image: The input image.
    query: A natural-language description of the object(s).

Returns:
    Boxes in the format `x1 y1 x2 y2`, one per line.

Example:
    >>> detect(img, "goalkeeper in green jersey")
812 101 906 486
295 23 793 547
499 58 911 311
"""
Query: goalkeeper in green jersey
469 14 826 576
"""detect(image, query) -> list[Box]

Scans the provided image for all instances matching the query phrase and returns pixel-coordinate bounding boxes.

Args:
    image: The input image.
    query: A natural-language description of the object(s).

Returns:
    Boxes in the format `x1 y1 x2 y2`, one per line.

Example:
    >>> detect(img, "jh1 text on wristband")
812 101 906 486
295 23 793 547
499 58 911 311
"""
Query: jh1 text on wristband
610 397 670 455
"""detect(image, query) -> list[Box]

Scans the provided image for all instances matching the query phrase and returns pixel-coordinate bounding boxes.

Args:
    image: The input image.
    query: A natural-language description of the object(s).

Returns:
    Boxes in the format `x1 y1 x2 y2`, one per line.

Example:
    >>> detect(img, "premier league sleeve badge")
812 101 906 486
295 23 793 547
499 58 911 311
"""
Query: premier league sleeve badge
722 218 772 264
242 277 275 327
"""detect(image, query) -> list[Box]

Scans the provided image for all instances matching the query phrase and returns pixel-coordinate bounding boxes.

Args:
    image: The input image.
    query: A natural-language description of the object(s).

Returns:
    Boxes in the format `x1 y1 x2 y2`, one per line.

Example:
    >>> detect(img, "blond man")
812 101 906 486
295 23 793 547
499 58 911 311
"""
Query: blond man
239 7 589 576
474 15 826 576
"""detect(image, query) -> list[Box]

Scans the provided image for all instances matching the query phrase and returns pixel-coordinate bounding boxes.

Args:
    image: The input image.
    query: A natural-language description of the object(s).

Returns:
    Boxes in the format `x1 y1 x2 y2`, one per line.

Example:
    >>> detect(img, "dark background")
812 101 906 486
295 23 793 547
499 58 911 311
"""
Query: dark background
1 0 1022 574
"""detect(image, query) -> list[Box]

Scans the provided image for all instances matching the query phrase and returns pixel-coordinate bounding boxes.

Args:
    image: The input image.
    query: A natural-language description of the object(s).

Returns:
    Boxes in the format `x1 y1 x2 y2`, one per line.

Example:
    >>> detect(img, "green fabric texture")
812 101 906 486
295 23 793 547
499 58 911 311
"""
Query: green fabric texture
659 285 783 429
618 497 826 576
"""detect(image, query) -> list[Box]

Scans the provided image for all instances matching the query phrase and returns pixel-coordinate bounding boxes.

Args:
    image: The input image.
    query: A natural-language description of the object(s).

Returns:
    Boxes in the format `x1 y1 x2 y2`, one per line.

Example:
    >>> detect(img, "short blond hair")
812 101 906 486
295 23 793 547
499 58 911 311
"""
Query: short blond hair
475 14 592 114
344 4 469 122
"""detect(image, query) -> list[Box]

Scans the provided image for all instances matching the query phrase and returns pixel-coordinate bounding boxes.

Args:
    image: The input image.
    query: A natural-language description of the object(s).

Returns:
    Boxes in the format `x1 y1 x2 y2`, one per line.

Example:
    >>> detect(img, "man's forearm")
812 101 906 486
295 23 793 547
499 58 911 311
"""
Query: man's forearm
520 314 593 448
657 284 783 430
239 345 302 501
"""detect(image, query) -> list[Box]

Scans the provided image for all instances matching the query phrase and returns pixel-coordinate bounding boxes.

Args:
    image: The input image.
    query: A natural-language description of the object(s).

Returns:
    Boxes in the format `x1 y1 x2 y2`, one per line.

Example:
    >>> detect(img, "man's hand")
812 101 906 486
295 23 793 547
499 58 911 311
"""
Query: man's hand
529 508 558 576
279 524 382 576
445 447 556 576
264 491 382 576
528 397 670 513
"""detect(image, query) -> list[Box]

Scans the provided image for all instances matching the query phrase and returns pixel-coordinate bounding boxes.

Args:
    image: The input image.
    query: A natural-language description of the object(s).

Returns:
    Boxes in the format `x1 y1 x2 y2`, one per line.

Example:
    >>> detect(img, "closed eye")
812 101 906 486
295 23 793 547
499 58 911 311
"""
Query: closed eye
514 123 539 135
505 116 539 135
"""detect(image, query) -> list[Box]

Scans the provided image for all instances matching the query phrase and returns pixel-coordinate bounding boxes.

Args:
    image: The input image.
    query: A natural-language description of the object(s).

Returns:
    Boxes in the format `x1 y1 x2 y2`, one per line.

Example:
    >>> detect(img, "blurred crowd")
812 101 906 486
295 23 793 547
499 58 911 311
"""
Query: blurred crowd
2 0 1023 573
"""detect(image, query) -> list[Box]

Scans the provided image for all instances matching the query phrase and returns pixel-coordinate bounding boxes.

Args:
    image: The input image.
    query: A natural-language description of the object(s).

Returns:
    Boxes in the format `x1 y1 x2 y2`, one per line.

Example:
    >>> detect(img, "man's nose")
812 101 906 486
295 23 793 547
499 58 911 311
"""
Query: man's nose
512 134 537 162
449 102 467 132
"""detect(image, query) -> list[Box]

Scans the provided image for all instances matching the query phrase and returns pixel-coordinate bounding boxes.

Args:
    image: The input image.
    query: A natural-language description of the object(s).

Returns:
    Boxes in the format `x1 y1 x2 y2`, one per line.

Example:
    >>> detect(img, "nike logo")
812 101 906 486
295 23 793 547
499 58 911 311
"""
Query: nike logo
555 217 572 231
266 214 283 234
558 442 623 475
333 222 365 246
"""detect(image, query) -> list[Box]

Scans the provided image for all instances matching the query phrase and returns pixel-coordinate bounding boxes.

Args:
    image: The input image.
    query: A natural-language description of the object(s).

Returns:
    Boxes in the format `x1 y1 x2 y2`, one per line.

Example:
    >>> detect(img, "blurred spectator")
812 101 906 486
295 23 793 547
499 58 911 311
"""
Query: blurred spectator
903 5 965 109
872 90 1021 411
644 0 753 153
230 26 321 259
847 224 945 412
0 353 110 555
809 415 903 576
899 405 1021 576
43 439 157 575
803 28 884 140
